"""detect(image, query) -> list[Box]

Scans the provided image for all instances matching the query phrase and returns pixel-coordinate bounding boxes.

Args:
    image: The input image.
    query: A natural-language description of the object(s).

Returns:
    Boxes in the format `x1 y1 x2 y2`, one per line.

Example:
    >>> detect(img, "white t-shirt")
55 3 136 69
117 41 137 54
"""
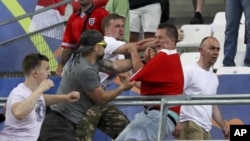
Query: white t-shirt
99 36 126 88
0 83 46 141
179 63 219 132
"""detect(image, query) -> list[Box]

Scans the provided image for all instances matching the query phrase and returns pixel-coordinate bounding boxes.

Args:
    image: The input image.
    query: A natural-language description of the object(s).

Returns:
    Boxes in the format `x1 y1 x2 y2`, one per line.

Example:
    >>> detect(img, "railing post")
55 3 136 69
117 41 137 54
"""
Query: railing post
157 94 191 141
158 98 168 141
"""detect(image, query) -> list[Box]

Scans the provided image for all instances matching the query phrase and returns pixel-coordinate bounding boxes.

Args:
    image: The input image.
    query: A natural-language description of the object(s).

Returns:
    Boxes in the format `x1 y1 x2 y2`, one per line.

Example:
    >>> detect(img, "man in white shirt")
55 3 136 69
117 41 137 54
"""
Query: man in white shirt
173 37 230 140
0 53 80 141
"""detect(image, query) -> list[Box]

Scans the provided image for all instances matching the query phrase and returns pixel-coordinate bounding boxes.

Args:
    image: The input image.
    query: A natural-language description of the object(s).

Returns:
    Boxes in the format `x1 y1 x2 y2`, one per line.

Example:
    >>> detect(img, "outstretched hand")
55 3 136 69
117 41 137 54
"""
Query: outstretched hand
125 43 138 53
136 38 155 51
120 75 135 91
118 72 131 82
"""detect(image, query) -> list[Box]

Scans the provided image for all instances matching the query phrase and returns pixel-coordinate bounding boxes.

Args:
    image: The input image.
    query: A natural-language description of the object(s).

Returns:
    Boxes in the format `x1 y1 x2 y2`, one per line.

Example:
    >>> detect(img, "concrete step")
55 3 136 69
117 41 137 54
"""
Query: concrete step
169 0 225 27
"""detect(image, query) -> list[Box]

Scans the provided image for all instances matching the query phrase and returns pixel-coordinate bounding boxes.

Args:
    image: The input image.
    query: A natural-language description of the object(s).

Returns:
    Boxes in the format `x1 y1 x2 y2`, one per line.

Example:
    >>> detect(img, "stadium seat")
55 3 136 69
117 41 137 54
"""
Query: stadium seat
216 66 250 75
211 11 226 34
177 24 212 53
180 52 200 67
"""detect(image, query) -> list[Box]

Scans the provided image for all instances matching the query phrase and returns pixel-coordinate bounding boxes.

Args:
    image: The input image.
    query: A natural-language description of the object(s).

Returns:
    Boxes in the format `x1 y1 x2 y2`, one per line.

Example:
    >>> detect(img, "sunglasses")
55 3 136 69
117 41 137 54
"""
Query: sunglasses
96 41 107 49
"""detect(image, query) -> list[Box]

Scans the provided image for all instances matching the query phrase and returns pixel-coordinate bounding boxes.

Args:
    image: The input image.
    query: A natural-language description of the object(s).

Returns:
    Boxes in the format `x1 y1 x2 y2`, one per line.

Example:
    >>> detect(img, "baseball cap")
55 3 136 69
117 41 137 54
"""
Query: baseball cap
80 29 104 47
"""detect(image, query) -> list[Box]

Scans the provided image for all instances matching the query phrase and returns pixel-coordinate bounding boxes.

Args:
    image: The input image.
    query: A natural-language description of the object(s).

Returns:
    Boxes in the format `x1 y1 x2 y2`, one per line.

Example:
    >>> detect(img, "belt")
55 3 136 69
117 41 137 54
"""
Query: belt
144 106 177 126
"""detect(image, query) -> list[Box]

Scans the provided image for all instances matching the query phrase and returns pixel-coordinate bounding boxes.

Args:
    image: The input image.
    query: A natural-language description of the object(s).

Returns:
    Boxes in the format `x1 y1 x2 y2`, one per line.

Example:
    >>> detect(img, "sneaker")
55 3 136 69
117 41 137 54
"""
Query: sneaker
190 12 203 24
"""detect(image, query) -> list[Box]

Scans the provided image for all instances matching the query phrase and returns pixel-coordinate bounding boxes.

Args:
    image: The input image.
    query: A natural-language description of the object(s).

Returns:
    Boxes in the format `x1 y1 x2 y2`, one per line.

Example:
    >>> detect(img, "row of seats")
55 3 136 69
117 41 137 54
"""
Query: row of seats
178 11 246 70
180 52 250 75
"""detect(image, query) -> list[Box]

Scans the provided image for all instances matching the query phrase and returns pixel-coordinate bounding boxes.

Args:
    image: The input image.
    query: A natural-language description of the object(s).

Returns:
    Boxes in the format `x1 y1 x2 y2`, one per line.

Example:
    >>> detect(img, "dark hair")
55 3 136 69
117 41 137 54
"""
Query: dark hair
101 13 125 32
80 29 104 46
22 53 49 75
158 23 178 44
78 29 104 55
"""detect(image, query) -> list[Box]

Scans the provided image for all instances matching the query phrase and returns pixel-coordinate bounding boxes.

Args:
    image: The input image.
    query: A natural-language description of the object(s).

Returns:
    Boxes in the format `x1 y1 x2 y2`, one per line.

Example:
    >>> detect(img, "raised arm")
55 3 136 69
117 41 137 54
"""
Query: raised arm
43 91 80 106
98 59 133 74
108 38 155 55
85 75 134 104
135 37 155 51
126 45 144 72
11 79 54 120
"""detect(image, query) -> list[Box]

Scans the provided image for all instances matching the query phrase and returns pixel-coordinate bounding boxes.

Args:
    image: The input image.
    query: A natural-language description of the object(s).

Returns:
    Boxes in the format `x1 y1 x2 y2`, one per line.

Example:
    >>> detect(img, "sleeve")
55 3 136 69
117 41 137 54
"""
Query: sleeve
78 68 100 91
105 0 128 17
104 36 126 55
105 0 114 13
7 91 26 108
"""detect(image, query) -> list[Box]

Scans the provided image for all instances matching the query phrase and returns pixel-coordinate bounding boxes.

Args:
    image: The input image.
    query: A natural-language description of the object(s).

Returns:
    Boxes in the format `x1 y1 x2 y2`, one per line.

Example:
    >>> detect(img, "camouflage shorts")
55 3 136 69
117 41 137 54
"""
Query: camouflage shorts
75 105 129 141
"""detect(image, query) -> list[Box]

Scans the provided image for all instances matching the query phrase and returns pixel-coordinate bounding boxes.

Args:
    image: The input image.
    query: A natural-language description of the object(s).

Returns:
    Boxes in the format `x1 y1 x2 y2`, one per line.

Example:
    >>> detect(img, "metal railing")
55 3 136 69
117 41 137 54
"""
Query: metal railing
0 0 71 73
0 0 71 26
109 94 250 140
0 22 65 73
1 94 250 141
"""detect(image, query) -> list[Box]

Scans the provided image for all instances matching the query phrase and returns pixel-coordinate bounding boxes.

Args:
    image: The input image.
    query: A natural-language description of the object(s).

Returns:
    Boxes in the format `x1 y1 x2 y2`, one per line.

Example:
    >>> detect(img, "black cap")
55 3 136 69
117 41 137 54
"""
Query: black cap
80 29 104 47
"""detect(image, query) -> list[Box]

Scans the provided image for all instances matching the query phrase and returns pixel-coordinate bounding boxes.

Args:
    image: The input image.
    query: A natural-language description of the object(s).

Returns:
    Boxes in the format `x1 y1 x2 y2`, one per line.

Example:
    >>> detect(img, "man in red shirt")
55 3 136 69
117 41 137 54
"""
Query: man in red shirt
56 0 109 76
116 23 184 141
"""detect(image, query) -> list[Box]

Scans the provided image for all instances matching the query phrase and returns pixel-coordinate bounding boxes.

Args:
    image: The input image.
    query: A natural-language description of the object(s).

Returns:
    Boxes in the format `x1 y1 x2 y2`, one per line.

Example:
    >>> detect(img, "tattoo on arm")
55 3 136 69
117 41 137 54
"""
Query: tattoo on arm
98 59 116 74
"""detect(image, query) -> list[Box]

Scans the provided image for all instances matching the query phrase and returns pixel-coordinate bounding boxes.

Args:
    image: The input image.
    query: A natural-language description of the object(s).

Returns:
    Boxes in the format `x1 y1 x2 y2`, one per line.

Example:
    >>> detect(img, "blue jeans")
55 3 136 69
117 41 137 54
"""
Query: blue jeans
223 0 250 66
115 110 177 141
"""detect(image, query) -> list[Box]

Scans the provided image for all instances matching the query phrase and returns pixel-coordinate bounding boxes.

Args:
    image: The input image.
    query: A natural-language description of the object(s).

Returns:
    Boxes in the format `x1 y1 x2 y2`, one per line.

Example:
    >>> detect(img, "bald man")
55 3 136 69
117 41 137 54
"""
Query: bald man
173 37 230 140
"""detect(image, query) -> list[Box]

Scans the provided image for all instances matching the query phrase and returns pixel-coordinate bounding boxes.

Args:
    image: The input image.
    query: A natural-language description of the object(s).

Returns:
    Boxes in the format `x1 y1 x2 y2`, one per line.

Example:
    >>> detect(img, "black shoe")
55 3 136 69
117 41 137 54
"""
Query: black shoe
190 12 203 24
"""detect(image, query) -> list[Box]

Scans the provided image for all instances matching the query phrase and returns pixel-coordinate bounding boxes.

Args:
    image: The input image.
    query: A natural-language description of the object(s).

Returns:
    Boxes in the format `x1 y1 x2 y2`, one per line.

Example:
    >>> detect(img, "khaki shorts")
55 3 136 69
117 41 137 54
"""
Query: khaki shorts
176 120 211 140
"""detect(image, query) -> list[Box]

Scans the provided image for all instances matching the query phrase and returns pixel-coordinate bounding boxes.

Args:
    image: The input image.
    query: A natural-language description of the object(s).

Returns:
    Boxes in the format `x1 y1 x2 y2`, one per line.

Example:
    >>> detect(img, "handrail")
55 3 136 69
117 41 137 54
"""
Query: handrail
114 94 250 101
108 98 250 106
157 97 250 141
1 94 250 103
1 94 250 141
0 0 71 26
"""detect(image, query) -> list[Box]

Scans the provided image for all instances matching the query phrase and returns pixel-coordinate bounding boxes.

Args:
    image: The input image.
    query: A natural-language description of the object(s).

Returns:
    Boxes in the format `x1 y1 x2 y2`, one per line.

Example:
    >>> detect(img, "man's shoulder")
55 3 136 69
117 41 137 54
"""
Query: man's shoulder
104 36 117 42
93 7 109 14
104 36 126 44
184 63 197 71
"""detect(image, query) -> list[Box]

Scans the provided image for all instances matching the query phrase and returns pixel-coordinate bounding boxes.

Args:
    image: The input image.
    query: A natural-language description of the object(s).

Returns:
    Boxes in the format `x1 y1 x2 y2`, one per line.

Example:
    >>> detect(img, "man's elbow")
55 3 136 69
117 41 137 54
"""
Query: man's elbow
93 96 110 105
12 111 26 120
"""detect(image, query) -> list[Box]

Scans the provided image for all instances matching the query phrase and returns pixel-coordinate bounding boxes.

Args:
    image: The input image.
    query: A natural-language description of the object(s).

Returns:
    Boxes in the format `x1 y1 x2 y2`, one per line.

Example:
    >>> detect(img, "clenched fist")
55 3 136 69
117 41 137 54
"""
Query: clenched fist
144 47 156 62
66 91 80 102
38 79 54 93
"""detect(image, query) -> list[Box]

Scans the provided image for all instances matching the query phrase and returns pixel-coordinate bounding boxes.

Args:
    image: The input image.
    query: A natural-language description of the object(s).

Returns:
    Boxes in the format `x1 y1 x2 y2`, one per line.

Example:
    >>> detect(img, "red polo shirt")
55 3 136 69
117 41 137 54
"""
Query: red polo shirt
131 51 184 114
61 7 109 49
